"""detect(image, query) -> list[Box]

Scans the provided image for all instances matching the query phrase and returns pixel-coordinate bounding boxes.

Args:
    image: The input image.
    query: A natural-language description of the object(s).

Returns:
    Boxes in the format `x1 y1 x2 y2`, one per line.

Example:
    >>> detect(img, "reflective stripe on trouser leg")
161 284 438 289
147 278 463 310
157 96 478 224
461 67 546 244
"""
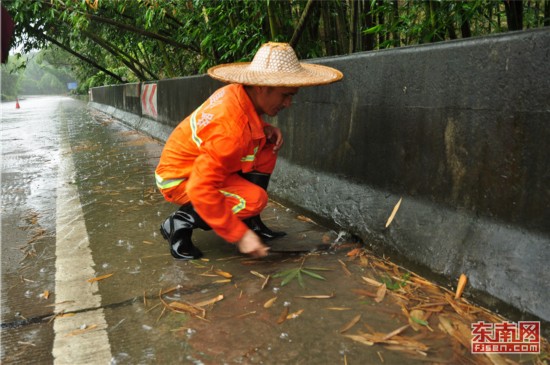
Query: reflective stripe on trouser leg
220 174 268 218
155 172 186 190
220 190 246 214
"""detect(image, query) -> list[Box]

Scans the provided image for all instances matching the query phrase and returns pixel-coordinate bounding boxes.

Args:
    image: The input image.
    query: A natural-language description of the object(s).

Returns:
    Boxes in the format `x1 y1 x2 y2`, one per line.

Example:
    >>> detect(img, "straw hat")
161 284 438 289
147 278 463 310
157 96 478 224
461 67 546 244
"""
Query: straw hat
207 42 343 87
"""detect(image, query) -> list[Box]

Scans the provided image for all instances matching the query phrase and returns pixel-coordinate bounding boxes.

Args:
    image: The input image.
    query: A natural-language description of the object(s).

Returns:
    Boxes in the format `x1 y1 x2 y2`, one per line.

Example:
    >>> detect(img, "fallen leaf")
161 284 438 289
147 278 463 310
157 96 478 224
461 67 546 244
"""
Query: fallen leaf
422 305 445 313
340 314 361 333
213 279 231 284
286 309 304 319
455 273 467 299
375 283 387 303
351 289 377 298
215 269 233 279
160 286 181 296
87 273 113 283
195 294 224 307
168 301 205 317
65 324 98 337
44 300 75 307
385 197 402 228
412 301 447 310
41 290 50 299
444 293 474 320
250 270 266 279
296 215 314 223
325 307 351 311
277 306 289 324
261 274 270 290
57 313 76 319
264 296 277 308
236 311 256 318
362 276 383 287
409 309 428 331
438 315 471 349
346 248 362 257
382 324 410 341
343 334 374 346
295 293 334 299
384 345 428 356
361 332 430 352
338 259 352 276
142 240 154 245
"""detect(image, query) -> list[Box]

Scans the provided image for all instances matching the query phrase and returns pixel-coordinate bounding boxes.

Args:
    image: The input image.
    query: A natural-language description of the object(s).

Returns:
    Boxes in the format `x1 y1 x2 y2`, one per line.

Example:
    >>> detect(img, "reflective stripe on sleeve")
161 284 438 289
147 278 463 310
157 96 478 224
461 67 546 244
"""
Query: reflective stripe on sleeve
241 146 259 162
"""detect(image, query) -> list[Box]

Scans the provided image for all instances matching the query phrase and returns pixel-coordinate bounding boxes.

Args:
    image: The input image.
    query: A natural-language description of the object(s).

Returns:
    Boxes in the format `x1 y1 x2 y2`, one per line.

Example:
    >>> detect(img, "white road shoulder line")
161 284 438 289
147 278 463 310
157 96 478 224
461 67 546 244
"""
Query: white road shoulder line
53 137 112 365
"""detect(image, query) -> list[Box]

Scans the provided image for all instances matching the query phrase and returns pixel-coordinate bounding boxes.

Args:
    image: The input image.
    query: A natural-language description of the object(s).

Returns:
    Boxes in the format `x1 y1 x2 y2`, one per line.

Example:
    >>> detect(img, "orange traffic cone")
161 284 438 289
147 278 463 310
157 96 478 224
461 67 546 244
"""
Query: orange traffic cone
15 97 20 109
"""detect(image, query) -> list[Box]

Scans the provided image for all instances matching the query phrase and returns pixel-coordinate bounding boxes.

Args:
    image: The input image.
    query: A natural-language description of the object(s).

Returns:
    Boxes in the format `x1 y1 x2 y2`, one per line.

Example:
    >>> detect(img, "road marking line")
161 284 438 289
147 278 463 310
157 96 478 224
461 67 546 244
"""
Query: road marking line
53 135 112 364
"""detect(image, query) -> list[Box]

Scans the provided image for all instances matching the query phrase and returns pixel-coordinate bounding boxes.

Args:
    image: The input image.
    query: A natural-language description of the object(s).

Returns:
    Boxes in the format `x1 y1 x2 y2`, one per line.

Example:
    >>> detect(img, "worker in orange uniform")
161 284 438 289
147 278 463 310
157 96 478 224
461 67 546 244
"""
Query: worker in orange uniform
155 42 343 260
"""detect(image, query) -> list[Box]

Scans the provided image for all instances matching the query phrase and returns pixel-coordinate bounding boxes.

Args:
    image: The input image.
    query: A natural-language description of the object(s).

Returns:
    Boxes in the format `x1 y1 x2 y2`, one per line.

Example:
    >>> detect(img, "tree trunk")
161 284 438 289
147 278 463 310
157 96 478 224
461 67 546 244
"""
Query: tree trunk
267 1 278 40
290 0 316 48
392 0 400 47
544 0 550 26
30 27 124 83
42 1 199 53
364 0 375 50
445 1 457 40
457 1 472 38
83 30 148 80
320 2 334 55
348 0 357 53
503 0 523 30
377 0 386 47
335 2 349 54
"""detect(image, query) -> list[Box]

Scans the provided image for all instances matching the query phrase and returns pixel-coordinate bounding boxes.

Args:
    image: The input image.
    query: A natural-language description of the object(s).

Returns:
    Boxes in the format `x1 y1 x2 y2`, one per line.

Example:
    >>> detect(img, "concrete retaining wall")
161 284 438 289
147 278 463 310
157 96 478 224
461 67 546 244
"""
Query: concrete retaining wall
90 29 550 324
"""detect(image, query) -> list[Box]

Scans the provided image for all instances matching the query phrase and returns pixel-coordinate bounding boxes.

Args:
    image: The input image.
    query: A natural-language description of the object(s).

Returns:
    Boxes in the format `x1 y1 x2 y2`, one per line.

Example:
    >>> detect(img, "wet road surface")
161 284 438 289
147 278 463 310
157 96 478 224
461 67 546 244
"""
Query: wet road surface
1 96 547 364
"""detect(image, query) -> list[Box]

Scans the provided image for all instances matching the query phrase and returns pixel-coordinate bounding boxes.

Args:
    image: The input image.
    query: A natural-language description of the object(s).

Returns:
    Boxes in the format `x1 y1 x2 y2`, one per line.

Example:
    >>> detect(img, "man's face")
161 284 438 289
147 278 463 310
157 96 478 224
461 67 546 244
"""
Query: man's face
256 86 299 116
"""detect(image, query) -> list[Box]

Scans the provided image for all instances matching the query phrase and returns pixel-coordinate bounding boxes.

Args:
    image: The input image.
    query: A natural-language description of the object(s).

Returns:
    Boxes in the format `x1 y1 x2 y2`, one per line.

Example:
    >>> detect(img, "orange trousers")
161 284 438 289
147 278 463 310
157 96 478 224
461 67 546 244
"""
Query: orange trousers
159 144 277 219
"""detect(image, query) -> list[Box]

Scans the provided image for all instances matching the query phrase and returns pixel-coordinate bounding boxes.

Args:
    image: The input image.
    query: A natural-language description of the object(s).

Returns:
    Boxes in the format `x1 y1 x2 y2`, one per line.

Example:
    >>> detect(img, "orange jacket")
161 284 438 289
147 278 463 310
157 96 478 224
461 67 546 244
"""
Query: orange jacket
155 84 269 243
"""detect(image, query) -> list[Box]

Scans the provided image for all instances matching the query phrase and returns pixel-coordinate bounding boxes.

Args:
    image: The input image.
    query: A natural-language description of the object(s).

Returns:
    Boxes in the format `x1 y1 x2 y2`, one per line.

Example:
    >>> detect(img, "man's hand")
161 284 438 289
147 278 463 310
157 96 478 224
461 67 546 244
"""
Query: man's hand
237 229 269 258
264 125 284 152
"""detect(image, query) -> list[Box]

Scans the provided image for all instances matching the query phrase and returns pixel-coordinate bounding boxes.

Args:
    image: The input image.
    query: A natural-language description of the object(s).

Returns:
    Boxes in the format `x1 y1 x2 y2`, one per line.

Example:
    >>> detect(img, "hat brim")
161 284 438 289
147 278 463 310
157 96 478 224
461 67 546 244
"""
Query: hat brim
207 62 343 87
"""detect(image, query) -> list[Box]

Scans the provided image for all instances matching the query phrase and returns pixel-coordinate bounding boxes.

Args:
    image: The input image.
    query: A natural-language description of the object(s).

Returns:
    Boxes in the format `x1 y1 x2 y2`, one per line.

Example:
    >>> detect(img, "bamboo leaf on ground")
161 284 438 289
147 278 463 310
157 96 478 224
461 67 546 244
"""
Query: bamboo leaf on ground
214 269 232 279
296 293 334 299
264 296 277 308
194 294 224 307
277 306 289 324
455 273 467 299
286 309 304 319
375 283 387 303
385 197 402 228
301 269 326 280
340 314 361 333
86 273 113 283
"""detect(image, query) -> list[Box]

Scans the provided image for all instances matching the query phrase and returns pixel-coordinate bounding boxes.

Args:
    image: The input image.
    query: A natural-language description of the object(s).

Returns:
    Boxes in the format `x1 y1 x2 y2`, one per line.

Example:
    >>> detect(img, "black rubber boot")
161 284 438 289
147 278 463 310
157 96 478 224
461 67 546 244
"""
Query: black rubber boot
239 171 286 241
160 204 209 260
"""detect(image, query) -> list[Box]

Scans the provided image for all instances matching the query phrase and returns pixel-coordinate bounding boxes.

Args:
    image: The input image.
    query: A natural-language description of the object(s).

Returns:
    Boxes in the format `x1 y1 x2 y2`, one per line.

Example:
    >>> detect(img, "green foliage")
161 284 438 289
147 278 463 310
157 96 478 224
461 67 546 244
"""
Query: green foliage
3 0 548 90
273 266 328 288
378 272 410 291
1 49 75 97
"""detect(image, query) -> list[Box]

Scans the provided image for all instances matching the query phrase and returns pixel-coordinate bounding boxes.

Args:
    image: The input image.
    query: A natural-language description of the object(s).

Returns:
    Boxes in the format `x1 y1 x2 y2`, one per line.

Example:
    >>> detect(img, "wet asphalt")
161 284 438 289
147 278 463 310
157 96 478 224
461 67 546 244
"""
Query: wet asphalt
1 96 546 365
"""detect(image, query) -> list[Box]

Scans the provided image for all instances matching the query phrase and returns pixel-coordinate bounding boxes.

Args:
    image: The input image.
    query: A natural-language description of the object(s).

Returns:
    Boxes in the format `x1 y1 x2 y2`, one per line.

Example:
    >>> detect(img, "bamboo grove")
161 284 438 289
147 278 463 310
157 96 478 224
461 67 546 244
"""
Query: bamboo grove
3 0 550 91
